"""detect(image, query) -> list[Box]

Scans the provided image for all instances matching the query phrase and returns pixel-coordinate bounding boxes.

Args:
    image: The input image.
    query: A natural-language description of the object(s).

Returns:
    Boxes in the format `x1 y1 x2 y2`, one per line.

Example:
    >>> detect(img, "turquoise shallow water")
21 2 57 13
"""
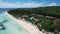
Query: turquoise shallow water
0 14 28 34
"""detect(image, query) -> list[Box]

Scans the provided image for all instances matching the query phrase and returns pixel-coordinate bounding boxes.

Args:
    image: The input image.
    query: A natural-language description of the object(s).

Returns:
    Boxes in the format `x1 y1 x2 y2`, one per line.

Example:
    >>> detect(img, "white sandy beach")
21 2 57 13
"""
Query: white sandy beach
5 12 45 34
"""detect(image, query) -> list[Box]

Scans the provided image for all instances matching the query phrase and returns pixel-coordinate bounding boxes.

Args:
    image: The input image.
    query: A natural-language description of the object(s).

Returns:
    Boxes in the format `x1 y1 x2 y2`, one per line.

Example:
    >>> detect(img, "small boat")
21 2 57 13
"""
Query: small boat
0 23 5 30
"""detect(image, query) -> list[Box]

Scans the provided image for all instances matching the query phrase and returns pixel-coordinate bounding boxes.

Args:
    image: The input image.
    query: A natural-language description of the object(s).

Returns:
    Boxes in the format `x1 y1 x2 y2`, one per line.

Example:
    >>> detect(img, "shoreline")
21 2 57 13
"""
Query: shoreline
5 12 42 34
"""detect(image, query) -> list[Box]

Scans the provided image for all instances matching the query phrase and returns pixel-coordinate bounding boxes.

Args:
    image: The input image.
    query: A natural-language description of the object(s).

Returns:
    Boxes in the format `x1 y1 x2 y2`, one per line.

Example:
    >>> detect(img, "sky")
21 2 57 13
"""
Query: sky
0 0 60 8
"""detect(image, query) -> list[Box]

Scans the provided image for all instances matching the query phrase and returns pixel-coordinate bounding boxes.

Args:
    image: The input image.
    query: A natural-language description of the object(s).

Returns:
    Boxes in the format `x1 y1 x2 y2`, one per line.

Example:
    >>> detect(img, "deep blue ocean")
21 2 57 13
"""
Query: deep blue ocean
0 8 15 14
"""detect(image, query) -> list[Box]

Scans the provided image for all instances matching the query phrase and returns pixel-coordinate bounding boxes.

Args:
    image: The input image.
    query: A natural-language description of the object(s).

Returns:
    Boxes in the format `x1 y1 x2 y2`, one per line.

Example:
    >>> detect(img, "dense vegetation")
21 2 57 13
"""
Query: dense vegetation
8 6 60 18
8 6 60 33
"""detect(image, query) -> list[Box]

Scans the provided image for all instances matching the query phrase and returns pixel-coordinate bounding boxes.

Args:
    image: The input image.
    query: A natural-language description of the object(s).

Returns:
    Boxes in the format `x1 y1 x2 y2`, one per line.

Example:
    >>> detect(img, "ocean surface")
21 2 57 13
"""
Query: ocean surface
0 8 28 34
0 8 15 14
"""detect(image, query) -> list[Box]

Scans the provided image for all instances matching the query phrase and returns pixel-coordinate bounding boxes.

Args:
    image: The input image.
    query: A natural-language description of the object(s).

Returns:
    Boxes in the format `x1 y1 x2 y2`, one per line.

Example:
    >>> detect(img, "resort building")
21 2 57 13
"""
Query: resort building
54 18 60 23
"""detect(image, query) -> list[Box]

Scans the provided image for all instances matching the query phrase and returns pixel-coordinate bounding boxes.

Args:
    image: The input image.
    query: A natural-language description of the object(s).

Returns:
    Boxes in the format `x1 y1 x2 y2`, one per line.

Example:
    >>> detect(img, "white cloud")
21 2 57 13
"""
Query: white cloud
0 0 57 8
0 1 43 8
47 3 57 6
16 2 21 4
0 2 18 8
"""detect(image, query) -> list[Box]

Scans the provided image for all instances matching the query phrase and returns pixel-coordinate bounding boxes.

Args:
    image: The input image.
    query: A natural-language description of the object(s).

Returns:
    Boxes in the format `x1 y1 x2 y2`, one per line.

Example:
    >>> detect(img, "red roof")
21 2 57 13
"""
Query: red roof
54 18 60 22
